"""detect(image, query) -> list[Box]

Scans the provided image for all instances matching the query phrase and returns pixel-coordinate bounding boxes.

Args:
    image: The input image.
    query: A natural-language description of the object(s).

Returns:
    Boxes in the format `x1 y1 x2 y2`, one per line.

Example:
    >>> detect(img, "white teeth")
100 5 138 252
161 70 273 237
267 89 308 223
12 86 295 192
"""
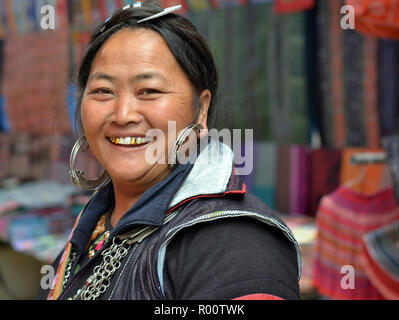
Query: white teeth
137 137 143 144
124 137 131 144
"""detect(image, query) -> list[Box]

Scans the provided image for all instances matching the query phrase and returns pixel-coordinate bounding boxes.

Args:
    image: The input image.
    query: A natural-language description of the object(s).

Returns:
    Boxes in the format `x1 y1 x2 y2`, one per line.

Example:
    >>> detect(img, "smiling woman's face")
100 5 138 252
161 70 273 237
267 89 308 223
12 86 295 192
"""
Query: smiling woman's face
81 28 208 189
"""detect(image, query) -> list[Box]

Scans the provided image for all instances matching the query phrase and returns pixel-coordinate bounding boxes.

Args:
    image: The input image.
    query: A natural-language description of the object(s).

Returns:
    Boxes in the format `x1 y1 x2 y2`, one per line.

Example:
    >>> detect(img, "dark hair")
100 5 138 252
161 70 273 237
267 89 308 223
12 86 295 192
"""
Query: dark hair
74 0 218 135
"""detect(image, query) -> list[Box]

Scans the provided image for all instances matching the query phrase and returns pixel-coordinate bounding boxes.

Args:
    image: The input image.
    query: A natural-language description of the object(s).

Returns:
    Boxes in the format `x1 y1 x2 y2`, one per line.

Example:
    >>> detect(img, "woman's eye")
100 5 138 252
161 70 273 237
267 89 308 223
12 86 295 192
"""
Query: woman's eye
140 89 161 95
91 88 112 95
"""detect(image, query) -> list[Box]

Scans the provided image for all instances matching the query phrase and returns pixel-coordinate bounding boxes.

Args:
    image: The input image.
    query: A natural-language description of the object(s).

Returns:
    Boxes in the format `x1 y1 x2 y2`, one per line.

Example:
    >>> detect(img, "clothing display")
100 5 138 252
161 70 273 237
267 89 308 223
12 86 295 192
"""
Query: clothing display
306 148 342 216
313 186 399 299
2 20 70 134
361 221 399 300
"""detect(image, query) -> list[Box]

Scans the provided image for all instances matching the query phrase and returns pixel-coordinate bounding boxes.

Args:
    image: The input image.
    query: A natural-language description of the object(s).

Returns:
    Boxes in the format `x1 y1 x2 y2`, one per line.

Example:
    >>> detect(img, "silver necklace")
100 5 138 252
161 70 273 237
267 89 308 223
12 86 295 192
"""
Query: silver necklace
63 209 180 300
70 237 131 300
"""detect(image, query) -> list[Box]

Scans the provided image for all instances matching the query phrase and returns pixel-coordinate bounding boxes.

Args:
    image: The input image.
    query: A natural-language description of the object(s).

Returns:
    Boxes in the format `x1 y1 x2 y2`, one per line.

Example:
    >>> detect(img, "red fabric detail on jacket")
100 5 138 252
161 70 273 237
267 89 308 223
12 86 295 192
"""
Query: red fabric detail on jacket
233 293 284 300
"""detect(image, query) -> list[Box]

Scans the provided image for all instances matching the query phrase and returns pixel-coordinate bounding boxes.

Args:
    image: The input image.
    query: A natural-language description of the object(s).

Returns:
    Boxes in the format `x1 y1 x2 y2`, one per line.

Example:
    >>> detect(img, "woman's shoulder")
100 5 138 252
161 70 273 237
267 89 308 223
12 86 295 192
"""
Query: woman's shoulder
163 215 300 299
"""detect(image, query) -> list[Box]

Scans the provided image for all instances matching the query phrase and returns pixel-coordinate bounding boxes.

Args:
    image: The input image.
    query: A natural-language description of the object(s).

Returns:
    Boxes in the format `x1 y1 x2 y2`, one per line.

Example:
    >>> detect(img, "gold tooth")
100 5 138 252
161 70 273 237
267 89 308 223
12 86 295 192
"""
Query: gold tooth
131 137 136 145
115 138 120 144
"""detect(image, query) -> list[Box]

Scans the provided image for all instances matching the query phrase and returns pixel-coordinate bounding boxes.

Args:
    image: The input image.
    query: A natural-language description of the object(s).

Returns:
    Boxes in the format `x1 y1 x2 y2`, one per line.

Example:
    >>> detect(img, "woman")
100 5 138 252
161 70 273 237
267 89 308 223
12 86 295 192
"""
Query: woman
37 0 301 300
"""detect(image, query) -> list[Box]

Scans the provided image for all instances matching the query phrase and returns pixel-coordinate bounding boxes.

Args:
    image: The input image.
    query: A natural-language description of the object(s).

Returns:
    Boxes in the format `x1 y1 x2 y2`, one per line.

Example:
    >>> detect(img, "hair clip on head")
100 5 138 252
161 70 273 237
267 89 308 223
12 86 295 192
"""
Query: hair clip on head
137 5 182 23
99 3 181 34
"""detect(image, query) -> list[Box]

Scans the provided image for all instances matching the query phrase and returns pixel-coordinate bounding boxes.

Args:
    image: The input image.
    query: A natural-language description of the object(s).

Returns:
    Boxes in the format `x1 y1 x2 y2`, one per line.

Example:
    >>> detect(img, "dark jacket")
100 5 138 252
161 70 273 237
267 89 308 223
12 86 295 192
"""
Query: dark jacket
37 139 301 300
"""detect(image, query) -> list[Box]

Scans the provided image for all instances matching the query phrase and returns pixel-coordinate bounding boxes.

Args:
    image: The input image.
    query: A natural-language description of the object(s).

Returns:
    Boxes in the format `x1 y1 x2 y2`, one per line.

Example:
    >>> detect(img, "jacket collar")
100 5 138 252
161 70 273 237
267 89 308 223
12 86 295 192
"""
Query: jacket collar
167 138 246 212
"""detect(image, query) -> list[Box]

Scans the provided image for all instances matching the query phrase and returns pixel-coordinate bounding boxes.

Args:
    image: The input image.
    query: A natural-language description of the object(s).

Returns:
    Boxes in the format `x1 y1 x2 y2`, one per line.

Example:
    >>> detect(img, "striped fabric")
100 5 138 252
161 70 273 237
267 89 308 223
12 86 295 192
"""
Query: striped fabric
361 221 399 300
329 0 346 148
363 37 380 149
313 186 399 299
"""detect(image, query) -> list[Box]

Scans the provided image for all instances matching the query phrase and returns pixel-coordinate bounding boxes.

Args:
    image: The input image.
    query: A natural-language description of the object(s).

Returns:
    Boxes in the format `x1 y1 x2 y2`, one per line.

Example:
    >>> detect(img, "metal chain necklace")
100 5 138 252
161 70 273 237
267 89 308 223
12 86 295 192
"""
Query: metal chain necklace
63 249 78 289
69 237 131 300
62 209 180 300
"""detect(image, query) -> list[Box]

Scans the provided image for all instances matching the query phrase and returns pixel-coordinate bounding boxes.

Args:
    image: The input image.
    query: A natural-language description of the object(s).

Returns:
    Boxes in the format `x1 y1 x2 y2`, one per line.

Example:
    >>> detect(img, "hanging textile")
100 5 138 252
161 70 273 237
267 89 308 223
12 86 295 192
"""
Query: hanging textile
276 145 291 214
363 37 380 148
330 0 346 148
274 0 315 14
378 39 399 138
313 186 399 299
315 0 333 147
346 0 399 40
361 221 399 300
306 148 342 216
289 145 309 214
252 3 271 140
343 29 365 147
269 11 310 145
2 8 71 134
252 142 277 210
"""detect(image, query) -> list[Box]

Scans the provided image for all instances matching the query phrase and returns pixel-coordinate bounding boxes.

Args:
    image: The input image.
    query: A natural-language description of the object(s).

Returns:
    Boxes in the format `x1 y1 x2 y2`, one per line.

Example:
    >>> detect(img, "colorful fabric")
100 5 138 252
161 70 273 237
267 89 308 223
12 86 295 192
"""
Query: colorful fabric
315 0 333 147
343 29 365 147
330 0 346 148
269 11 310 145
361 221 399 300
363 37 380 148
47 208 85 300
80 212 111 262
2 25 70 134
313 186 399 299
274 0 314 13
377 39 399 137
346 0 399 40
307 148 342 216
289 145 309 214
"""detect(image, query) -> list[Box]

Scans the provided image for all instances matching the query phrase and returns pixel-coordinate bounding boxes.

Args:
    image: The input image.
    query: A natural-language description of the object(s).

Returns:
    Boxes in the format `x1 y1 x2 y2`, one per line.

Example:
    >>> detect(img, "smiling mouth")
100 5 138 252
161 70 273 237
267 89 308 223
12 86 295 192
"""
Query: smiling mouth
108 136 154 147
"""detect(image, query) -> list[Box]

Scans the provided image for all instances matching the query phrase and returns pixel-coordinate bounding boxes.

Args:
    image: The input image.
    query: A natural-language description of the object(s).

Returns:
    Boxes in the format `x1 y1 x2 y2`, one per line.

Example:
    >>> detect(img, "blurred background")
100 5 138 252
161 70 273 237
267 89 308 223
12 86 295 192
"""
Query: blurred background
0 0 398 300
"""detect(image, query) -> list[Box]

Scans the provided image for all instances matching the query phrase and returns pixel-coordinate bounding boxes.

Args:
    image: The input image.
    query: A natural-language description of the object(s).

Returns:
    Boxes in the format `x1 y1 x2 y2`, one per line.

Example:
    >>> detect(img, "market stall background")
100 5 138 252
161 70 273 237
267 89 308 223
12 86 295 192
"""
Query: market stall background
0 0 398 300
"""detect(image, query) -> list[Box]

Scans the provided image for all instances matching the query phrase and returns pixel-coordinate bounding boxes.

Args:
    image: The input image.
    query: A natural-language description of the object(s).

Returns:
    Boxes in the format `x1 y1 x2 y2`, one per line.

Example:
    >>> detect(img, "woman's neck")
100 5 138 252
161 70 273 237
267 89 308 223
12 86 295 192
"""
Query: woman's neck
109 168 170 227
110 183 143 228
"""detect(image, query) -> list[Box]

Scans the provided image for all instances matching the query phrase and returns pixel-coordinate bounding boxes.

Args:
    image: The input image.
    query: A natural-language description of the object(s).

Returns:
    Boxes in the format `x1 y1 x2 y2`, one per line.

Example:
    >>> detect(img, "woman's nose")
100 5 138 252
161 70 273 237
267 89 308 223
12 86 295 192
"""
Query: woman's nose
111 93 143 126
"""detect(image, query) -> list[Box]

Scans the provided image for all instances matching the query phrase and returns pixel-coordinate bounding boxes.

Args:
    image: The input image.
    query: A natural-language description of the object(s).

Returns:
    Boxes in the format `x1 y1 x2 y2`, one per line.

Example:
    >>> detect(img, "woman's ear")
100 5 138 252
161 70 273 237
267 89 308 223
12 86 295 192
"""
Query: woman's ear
196 89 211 139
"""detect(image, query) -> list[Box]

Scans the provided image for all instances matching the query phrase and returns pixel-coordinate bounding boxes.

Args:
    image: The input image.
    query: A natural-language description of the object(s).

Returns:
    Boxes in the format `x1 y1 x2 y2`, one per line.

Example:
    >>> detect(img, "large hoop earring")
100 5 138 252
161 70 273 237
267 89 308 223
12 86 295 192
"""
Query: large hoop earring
169 123 203 171
69 136 111 191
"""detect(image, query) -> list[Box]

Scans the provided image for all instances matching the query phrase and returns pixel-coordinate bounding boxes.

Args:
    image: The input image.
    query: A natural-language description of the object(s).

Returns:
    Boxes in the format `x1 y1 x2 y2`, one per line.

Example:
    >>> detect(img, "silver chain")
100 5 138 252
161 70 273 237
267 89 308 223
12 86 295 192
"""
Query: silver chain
63 249 78 289
69 237 131 300
63 209 181 300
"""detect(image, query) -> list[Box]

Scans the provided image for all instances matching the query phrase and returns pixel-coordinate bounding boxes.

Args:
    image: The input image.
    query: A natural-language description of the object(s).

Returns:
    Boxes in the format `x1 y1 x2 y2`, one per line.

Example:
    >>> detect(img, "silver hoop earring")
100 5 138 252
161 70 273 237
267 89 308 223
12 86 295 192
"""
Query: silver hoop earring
69 136 111 191
169 123 203 171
